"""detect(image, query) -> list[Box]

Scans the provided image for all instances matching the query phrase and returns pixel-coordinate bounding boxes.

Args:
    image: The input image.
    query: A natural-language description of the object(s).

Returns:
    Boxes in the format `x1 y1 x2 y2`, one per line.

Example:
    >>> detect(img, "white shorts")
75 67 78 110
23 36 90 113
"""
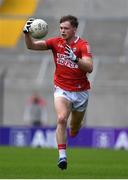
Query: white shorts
54 86 89 112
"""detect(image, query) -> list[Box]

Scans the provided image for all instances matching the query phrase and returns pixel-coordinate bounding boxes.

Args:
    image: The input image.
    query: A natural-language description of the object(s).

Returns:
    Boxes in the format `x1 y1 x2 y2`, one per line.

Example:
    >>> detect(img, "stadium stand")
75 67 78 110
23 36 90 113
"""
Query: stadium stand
0 0 128 127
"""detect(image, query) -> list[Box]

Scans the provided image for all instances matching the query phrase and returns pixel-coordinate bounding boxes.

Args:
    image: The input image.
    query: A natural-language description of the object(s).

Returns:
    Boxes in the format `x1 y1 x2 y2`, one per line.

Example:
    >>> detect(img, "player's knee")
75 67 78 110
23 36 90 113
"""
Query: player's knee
57 115 67 124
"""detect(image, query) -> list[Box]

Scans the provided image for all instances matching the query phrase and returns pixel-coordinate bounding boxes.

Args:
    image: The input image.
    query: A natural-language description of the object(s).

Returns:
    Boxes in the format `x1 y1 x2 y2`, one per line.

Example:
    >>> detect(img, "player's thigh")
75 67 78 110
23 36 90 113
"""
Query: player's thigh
54 96 71 121
70 110 85 126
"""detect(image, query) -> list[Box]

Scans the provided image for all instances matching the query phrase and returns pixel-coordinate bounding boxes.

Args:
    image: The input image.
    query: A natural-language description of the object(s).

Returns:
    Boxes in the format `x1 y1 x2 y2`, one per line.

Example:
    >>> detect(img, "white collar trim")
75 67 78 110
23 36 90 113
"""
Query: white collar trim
74 36 79 43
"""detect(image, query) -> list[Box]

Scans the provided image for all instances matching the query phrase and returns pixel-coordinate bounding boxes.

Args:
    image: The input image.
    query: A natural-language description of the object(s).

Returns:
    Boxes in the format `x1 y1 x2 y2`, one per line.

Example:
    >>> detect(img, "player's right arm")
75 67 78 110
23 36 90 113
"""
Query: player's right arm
24 33 48 50
23 18 48 51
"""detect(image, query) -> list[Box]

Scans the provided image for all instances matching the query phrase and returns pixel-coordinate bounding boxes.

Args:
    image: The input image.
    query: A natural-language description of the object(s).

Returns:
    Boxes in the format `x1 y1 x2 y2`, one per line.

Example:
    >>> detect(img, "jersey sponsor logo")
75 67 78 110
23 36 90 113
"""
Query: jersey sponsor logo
57 53 78 69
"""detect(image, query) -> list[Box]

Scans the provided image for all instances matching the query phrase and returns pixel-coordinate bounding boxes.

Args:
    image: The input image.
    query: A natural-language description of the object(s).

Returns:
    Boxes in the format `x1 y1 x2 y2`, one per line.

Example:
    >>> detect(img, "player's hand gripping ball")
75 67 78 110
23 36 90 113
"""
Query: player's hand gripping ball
29 19 48 39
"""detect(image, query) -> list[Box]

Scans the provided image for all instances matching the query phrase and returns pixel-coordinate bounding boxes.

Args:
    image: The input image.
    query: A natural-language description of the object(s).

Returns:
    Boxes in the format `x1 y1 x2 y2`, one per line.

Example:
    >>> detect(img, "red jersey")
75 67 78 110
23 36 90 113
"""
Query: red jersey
46 36 92 91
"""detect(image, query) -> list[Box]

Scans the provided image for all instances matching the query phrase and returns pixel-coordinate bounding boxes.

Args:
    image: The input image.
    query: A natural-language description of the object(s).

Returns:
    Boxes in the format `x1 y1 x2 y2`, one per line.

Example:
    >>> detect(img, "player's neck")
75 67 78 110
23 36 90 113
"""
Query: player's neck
66 36 77 44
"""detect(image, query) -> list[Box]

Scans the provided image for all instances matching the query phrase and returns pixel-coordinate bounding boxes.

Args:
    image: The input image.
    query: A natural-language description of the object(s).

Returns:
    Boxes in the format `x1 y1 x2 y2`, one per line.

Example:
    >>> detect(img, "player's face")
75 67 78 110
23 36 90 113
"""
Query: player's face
60 21 76 41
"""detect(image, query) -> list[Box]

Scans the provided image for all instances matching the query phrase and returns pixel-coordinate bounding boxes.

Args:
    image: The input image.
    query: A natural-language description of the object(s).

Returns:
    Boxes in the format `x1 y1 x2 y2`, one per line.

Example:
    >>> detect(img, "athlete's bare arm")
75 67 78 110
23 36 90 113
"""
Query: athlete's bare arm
77 57 93 73
24 33 48 51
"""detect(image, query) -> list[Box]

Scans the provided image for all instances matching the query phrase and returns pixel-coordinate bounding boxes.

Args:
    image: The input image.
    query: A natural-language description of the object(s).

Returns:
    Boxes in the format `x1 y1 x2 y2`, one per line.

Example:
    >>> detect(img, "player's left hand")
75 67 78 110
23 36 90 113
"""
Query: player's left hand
65 44 78 63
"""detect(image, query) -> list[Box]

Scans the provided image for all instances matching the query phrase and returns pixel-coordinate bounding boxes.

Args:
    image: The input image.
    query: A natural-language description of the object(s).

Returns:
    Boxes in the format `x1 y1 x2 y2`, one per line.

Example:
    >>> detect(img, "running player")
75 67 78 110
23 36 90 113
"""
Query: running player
23 15 93 170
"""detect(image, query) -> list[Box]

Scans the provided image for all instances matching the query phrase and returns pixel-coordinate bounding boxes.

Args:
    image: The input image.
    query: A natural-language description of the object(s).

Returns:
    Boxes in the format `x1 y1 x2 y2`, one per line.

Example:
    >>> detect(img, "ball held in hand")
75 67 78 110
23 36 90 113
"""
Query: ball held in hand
29 19 48 39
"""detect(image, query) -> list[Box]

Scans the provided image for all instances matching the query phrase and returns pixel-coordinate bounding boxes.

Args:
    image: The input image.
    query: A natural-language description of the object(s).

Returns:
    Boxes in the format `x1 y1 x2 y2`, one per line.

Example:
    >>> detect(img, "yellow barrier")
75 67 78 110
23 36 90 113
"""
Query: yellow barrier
0 19 26 47
0 0 37 47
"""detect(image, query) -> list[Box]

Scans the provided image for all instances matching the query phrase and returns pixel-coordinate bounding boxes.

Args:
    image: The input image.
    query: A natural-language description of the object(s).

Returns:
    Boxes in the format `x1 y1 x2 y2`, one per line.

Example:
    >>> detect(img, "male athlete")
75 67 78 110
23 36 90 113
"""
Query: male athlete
23 15 93 170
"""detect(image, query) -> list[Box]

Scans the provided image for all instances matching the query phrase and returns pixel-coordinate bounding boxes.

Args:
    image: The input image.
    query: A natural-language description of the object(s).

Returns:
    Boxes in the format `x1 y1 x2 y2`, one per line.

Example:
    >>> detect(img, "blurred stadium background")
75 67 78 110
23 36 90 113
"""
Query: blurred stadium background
0 0 128 128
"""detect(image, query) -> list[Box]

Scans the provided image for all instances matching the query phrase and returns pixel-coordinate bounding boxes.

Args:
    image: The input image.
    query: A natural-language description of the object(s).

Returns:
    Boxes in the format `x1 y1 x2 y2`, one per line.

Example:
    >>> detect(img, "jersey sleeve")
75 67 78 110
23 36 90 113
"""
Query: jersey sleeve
45 37 59 49
81 41 92 58
45 38 54 49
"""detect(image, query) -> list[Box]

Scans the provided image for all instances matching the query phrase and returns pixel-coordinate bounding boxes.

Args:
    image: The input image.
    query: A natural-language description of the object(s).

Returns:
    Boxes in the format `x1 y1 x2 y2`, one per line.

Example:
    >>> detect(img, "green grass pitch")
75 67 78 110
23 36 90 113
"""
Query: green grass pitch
0 146 128 179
